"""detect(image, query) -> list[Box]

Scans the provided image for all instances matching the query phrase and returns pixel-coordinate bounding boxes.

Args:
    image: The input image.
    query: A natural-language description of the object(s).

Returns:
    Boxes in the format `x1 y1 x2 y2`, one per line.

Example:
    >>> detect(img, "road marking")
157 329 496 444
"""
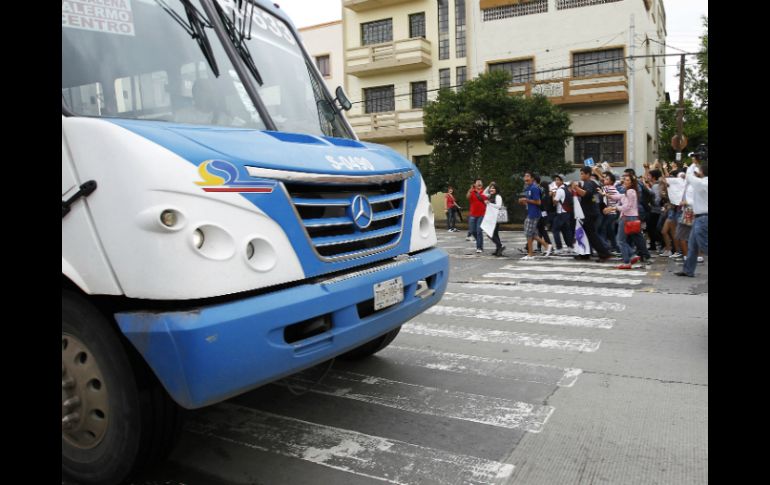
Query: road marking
458 281 634 298
510 259 623 268
404 321 601 352
425 305 614 329
443 291 626 311
484 272 643 285
187 403 516 485
280 370 554 432
384 345 582 387
500 264 647 277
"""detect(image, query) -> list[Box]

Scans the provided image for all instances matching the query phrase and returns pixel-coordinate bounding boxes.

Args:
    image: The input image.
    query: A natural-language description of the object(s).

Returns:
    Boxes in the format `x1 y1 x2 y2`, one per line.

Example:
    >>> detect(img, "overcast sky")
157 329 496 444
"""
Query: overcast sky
276 0 707 100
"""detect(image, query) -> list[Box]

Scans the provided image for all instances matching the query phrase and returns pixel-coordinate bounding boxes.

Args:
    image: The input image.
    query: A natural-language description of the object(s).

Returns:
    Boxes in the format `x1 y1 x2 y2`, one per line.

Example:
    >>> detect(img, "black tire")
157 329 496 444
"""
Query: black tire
339 326 402 361
62 290 182 485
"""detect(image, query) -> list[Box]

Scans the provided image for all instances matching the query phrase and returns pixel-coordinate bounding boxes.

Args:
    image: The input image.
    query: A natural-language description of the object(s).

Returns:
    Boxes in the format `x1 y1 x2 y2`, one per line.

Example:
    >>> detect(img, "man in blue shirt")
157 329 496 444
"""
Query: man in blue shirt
518 171 552 260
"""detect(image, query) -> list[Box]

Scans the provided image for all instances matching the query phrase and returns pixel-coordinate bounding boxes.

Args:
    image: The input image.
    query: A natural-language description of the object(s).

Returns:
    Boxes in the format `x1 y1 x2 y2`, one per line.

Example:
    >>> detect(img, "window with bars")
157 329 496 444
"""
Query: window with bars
574 134 624 165
489 59 533 84
573 48 624 77
411 81 427 109
409 12 426 38
361 19 393 46
482 0 547 21
456 66 466 88
364 85 395 114
315 55 330 78
455 0 466 58
556 0 622 10
438 0 449 60
439 68 450 90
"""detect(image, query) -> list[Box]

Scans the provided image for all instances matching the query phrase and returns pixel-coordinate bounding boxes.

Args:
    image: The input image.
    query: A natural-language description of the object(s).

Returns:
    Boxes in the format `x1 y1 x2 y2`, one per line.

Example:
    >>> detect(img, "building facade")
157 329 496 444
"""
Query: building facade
341 0 667 172
299 20 346 96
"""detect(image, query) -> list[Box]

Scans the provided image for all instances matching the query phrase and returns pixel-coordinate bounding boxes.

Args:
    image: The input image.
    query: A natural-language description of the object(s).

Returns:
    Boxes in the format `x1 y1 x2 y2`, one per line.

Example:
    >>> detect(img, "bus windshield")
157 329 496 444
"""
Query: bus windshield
212 0 351 138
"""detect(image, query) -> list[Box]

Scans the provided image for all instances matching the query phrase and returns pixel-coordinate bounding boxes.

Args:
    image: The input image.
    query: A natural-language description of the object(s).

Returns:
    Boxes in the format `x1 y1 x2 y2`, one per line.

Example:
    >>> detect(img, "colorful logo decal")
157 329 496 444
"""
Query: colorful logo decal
350 195 373 229
196 160 275 193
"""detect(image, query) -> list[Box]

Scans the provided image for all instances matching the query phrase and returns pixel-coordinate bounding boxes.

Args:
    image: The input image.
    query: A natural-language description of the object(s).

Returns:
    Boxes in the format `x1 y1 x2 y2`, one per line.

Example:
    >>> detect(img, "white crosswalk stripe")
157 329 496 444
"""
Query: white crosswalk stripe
278 370 555 432
383 345 583 387
484 272 643 285
443 290 626 311
425 305 614 329
500 264 647 276
459 281 635 297
187 402 516 485
404 321 601 352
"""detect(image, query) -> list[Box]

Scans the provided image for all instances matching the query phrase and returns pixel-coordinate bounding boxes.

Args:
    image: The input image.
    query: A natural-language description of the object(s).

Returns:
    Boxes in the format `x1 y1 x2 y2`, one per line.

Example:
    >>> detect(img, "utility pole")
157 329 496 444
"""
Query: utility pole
675 54 686 161
628 14 635 169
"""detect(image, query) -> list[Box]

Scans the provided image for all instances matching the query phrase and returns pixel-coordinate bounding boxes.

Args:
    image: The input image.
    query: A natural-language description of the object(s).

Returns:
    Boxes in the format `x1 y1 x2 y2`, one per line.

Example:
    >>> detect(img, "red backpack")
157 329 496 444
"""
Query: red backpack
559 185 573 213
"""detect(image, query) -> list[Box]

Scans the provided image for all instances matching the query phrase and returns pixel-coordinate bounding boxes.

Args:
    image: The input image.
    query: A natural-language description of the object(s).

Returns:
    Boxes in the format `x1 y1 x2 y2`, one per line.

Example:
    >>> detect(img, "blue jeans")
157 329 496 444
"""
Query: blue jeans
617 216 649 264
598 212 619 251
682 215 708 276
551 212 573 249
468 216 483 250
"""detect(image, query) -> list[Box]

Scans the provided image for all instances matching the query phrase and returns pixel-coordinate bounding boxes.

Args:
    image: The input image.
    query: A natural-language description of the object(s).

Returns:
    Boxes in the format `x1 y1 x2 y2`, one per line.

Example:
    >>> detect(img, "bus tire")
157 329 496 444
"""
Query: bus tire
62 290 181 484
339 325 402 361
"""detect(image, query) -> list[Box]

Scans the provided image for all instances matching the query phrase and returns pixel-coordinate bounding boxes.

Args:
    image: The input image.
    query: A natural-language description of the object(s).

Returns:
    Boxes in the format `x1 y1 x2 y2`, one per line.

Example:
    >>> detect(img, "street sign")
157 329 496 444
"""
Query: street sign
583 157 595 167
671 134 688 151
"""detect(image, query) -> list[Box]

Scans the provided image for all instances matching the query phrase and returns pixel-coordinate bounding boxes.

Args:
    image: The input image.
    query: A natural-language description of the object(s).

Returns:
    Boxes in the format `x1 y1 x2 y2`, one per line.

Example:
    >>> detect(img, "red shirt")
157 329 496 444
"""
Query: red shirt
445 193 456 209
468 189 488 217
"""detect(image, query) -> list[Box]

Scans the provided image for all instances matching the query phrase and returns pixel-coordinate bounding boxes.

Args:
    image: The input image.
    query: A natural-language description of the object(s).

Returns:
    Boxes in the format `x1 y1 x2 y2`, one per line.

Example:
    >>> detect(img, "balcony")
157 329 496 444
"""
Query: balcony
347 109 425 142
347 38 432 77
344 0 414 12
508 74 629 106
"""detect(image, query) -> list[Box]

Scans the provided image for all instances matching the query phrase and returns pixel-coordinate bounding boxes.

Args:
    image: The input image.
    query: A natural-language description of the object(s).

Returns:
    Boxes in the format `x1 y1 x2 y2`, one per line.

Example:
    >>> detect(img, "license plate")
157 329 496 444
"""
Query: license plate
373 276 404 311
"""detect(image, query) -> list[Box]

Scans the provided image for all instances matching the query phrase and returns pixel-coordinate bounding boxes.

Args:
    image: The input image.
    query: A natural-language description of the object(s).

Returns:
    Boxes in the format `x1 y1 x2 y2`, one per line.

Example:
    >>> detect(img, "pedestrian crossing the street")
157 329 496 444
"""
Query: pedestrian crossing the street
175 231 644 484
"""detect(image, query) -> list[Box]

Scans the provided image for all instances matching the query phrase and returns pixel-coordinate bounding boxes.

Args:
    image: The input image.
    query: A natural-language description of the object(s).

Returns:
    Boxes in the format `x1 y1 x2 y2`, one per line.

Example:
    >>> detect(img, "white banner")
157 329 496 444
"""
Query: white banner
665 177 694 205
573 219 591 255
481 206 498 237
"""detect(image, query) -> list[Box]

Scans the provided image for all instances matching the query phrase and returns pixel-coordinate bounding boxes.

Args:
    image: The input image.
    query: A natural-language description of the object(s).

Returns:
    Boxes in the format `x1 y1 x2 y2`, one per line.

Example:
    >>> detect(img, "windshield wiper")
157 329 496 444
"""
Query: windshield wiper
156 0 219 77
217 0 263 85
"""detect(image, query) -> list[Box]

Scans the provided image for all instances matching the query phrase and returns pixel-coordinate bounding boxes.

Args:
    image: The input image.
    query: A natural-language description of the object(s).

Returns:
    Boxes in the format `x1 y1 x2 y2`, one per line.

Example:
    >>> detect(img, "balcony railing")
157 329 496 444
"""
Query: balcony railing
508 73 628 106
344 0 413 12
347 109 426 142
346 38 432 77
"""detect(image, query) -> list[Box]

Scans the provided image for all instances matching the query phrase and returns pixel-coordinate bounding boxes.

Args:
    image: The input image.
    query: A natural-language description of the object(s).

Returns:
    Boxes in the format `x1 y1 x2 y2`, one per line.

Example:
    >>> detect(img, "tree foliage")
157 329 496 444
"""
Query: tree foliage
656 99 708 162
685 16 708 111
419 70 572 205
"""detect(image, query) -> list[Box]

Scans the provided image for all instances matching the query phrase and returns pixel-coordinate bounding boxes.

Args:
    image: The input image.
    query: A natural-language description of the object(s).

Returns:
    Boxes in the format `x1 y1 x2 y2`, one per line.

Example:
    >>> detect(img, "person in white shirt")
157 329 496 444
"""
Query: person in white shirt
676 159 708 277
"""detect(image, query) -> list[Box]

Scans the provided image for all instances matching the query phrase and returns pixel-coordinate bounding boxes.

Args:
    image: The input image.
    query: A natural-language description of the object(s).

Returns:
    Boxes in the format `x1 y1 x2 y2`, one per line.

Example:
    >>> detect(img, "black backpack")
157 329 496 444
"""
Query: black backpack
638 182 652 213
558 185 572 213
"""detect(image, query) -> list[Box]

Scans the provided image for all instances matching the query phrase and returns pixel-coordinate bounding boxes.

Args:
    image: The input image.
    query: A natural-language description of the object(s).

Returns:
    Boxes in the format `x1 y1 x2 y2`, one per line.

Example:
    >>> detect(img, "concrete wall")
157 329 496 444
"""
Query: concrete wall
299 20 345 95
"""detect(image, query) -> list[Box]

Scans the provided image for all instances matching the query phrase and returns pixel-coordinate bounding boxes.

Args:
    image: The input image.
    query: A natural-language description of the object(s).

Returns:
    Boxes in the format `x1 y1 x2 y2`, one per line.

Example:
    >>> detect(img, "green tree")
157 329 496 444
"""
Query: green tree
420 70 572 206
685 16 708 111
656 99 708 162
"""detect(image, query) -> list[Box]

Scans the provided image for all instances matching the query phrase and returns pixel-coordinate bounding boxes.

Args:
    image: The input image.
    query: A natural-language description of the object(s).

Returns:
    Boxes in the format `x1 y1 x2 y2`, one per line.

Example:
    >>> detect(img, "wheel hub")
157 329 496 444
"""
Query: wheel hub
62 333 109 449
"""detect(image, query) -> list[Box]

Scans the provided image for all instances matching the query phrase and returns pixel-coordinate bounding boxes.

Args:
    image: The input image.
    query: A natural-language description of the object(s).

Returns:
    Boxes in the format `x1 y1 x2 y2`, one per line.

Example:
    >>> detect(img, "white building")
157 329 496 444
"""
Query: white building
471 0 667 169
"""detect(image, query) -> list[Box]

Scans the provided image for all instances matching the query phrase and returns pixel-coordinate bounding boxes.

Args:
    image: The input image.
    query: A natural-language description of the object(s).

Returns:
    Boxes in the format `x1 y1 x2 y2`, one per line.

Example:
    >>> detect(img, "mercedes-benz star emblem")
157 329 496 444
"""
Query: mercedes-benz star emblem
350 194 373 229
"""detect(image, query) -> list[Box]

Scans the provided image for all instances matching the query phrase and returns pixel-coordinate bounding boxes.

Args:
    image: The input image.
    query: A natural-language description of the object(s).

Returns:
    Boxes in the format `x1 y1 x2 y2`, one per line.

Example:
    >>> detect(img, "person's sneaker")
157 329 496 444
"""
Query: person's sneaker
499 245 506 256
629 256 641 265
616 264 632 270
544 244 553 256
674 271 694 277
521 255 536 260
475 249 483 254
660 250 672 257
466 236 473 242
697 256 704 263
669 252 682 259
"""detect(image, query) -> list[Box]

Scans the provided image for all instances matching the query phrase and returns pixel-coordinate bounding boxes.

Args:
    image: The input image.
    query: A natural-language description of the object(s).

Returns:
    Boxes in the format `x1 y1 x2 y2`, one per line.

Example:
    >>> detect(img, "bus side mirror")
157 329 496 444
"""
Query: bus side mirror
335 86 352 111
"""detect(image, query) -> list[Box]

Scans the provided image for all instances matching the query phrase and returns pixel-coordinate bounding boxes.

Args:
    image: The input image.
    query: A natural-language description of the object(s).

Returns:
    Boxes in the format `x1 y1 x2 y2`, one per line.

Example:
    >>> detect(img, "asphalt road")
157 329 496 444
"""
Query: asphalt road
83 230 710 485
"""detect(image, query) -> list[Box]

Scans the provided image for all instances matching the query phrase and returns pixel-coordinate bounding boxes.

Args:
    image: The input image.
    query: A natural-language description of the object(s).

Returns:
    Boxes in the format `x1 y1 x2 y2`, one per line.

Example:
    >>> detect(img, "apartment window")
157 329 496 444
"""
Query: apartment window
482 0 547 21
364 85 395 113
574 134 624 165
411 81 427 109
573 48 624 77
456 66 467 88
455 0 466 58
438 0 449 60
489 59 533 84
315 55 330 78
439 68 450 90
409 12 426 38
361 19 393 46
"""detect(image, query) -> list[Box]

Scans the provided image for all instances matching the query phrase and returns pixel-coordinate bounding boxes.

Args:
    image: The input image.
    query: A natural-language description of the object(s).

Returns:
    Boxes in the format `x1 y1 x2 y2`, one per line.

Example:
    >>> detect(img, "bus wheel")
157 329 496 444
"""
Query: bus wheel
62 290 181 484
339 326 402 361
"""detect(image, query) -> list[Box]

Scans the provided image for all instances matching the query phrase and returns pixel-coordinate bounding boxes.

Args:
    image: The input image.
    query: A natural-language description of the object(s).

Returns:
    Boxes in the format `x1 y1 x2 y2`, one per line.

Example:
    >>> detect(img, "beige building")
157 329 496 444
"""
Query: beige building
299 20 346 96
341 0 667 173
